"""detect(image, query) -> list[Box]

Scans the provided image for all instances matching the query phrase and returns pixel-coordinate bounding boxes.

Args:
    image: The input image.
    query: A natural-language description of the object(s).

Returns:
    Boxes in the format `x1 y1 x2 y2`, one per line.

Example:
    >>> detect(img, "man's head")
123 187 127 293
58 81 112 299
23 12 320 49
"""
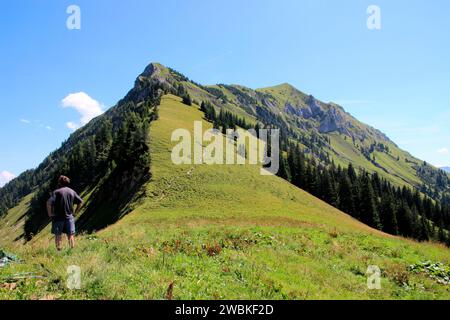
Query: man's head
58 175 71 187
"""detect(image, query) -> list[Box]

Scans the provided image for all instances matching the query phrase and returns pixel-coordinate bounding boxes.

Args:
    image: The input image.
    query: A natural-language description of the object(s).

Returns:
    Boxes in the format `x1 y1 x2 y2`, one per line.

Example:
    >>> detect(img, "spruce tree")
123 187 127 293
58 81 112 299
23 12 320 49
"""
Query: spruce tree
338 174 355 216
379 195 399 235
321 170 339 207
182 94 192 106
418 214 430 241
397 202 413 237
347 163 357 182
410 206 421 239
358 174 382 230
277 154 291 181
438 222 447 243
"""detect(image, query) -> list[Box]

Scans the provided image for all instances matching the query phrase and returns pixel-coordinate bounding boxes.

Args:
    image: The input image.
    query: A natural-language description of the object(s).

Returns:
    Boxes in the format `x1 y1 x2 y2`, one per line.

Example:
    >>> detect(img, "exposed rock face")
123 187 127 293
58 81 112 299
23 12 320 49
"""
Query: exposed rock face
319 106 347 133
124 63 171 104
284 96 325 119
306 96 325 118
140 63 171 84
284 103 302 117
141 62 158 77
263 98 279 112
286 103 315 118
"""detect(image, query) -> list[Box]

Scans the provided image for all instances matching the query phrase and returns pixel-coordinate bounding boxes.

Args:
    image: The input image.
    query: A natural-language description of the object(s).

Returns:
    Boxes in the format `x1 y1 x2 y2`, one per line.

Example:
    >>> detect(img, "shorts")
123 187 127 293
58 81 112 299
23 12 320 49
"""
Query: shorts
51 216 75 235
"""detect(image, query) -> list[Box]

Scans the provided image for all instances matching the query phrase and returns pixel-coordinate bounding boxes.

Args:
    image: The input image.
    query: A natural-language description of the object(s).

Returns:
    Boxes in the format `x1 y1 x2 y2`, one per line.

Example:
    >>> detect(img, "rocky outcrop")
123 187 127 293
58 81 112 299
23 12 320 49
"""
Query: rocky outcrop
306 96 325 118
141 62 158 77
284 103 302 116
261 98 278 112
123 63 172 105
284 96 325 120
319 106 347 133
139 63 173 84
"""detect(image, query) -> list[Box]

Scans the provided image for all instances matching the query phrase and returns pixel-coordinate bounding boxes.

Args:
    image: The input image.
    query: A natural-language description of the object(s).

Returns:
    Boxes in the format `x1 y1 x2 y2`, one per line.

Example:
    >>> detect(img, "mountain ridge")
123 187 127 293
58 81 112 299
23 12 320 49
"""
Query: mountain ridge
146 62 391 144
137 62 448 198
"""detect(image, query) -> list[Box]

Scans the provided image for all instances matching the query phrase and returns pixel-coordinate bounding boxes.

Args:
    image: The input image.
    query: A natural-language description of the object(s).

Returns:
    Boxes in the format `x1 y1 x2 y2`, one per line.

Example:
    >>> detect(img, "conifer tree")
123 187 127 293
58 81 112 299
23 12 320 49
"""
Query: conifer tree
397 202 413 237
358 174 382 230
277 153 291 181
338 174 355 216
418 214 430 241
182 94 192 106
321 170 339 207
379 195 399 235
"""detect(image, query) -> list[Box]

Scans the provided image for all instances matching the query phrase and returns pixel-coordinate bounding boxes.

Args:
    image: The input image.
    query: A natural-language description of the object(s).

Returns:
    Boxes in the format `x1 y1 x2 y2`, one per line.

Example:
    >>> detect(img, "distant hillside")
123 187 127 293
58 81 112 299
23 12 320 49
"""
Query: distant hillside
441 167 450 173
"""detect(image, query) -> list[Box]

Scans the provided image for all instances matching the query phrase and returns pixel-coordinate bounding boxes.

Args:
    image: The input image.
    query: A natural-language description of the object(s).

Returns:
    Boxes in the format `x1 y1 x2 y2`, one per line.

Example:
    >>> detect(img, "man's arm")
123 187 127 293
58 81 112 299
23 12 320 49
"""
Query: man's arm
46 195 55 218
72 191 84 217
74 202 84 216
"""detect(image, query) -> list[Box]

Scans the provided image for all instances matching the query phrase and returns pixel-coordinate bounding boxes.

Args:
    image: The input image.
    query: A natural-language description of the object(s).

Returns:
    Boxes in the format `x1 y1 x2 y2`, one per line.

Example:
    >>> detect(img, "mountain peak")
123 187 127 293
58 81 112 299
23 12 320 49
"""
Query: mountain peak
140 62 167 77
263 82 299 91
279 82 296 89
258 82 309 100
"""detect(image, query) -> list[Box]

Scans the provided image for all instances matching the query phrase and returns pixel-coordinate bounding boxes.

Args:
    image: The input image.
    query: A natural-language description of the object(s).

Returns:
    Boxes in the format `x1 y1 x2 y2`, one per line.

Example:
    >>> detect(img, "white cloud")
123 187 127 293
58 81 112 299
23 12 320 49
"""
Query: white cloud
62 92 104 131
19 118 54 131
0 171 16 187
437 147 449 155
66 122 79 131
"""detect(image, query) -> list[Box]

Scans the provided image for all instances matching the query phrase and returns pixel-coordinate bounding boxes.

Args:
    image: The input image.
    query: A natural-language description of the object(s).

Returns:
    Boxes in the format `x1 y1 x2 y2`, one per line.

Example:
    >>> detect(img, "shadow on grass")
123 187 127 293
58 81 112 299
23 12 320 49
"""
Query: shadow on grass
22 164 150 241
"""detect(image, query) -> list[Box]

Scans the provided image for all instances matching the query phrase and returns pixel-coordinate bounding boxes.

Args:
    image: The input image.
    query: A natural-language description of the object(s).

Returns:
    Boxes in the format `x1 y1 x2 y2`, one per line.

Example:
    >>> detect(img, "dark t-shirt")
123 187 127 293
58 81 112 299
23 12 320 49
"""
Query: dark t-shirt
50 187 82 220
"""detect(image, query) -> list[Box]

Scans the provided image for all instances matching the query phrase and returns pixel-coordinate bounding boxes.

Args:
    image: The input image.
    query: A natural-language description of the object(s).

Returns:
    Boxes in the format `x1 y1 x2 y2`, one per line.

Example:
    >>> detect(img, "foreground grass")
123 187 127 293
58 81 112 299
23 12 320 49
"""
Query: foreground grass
1 95 449 300
1 221 449 299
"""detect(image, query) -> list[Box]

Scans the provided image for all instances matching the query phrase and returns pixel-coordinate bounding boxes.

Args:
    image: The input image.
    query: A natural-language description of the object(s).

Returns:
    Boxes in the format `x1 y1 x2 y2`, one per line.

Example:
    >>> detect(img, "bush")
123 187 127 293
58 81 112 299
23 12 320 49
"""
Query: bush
182 95 192 106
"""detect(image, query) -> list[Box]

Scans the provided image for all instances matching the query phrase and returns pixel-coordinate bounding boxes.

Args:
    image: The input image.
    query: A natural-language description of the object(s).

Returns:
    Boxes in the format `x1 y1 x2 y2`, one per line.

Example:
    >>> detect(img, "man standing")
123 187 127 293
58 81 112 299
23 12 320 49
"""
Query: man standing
47 176 83 250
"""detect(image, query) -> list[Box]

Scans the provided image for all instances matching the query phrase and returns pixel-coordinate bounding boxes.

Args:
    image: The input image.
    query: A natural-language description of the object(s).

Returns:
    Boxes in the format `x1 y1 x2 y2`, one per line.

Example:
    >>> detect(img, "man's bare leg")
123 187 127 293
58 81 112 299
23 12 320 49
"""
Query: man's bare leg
55 235 62 251
68 234 75 249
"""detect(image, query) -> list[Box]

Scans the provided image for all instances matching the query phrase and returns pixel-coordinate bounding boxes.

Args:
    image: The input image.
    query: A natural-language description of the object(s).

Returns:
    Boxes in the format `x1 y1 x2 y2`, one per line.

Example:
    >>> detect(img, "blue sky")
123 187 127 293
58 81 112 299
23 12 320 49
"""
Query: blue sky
1 0 449 185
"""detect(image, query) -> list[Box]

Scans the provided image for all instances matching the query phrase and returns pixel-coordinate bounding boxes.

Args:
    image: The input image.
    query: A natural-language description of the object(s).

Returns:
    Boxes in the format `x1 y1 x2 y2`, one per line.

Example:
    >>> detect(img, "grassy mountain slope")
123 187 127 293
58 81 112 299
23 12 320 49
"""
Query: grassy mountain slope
181 78 449 196
1 95 449 300
133 63 449 196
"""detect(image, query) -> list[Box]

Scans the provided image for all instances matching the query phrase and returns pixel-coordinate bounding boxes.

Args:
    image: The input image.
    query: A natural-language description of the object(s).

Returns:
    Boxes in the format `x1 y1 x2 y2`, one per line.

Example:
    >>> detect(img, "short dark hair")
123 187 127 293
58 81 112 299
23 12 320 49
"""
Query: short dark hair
58 175 71 187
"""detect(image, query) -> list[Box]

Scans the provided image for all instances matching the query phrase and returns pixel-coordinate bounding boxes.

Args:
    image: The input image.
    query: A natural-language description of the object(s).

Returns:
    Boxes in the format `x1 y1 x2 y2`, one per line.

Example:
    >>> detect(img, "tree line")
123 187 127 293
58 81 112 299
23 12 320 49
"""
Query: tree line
200 101 253 134
196 98 450 246
278 142 450 245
